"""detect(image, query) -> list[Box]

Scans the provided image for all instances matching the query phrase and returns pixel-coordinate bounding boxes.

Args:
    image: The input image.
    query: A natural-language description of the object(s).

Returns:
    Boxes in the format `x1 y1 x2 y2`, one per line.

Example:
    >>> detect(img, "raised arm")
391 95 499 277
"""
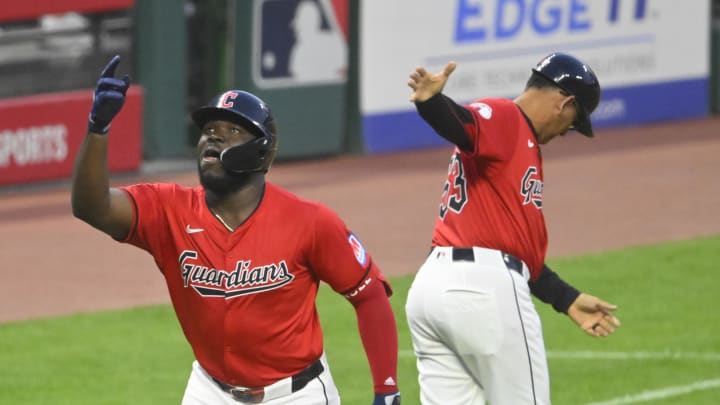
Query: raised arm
408 62 473 151
71 55 134 240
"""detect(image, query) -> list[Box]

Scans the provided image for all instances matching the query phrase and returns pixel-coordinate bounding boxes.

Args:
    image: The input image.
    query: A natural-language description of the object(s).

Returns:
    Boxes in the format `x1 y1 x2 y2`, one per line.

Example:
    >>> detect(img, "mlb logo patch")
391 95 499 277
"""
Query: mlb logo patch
347 233 368 267
253 0 348 88
470 102 493 119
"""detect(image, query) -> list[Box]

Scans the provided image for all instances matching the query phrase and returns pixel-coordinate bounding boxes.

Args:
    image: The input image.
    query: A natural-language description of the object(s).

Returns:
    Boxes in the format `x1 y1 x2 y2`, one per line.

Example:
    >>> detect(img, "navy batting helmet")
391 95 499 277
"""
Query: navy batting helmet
532 52 601 137
192 90 278 173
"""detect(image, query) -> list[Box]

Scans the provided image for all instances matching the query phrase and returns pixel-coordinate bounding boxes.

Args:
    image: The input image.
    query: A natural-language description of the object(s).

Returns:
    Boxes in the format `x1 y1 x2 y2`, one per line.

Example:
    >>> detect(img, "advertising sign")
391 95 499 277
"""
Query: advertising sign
360 0 710 152
0 88 143 186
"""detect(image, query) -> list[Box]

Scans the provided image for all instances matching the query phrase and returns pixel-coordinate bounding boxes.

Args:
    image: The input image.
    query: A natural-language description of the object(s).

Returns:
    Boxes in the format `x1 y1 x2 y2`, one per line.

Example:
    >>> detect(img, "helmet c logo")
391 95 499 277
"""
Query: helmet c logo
220 91 238 108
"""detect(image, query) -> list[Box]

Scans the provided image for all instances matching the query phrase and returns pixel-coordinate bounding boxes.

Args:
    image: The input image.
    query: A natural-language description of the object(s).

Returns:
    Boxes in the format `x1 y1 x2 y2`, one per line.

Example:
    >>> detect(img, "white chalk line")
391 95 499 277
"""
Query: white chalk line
399 350 720 403
400 350 720 361
547 350 720 361
582 378 720 405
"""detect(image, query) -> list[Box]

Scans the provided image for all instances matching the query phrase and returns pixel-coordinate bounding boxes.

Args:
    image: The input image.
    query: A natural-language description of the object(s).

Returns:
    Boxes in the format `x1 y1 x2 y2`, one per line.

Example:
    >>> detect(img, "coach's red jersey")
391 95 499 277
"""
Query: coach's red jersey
120 182 386 387
432 98 547 280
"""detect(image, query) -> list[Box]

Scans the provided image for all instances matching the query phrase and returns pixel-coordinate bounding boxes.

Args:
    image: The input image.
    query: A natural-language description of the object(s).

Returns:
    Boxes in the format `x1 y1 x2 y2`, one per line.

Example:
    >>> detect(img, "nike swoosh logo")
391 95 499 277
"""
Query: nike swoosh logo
185 225 204 234
528 139 535 148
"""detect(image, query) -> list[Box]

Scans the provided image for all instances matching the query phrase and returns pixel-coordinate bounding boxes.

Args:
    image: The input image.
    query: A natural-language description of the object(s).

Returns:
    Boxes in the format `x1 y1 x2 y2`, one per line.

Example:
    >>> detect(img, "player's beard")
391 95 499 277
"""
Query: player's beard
198 163 257 196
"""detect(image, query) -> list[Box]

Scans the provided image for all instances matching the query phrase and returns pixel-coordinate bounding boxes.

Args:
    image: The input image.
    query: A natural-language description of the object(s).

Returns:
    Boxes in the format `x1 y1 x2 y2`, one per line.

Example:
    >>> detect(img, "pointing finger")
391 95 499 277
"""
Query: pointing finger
100 54 121 78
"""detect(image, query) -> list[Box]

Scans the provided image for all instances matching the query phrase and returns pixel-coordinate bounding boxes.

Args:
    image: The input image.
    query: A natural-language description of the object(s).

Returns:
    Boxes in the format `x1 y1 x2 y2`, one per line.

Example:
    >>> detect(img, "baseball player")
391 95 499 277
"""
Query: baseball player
404 53 622 405
71 55 401 405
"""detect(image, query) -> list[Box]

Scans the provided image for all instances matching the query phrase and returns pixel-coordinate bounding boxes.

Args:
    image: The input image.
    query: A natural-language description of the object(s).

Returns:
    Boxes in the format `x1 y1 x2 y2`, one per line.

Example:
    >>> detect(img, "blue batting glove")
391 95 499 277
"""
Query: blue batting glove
88 54 130 134
373 392 400 405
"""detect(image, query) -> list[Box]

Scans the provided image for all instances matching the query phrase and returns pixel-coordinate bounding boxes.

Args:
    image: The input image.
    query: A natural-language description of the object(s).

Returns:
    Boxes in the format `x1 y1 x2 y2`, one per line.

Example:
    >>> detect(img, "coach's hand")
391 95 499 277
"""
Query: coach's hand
568 293 621 337
373 391 400 405
408 61 456 103
88 54 130 134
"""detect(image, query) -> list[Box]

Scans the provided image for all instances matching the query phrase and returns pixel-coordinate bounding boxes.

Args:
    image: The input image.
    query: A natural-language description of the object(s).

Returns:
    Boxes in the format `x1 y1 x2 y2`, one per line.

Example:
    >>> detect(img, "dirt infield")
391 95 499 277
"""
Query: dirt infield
1 117 719 323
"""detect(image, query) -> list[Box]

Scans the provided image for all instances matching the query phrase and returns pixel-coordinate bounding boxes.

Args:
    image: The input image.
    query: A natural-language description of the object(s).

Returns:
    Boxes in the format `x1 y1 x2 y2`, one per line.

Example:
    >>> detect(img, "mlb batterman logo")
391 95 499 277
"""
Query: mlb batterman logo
253 0 348 88
348 233 368 267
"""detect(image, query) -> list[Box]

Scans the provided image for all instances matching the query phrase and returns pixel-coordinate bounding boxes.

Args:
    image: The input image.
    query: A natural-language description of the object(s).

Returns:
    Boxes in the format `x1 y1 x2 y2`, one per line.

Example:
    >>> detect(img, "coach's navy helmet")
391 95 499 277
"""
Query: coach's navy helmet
192 90 278 173
532 52 601 137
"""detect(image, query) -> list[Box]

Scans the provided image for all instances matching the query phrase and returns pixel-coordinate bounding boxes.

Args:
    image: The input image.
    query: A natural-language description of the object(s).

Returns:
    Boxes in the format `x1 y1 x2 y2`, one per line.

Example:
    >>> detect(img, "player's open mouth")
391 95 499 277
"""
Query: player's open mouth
202 149 221 163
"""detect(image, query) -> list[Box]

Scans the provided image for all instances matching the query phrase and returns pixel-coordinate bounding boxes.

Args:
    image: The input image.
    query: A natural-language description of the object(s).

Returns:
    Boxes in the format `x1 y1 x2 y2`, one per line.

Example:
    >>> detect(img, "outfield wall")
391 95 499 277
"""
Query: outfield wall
0 1 714 186
360 0 711 153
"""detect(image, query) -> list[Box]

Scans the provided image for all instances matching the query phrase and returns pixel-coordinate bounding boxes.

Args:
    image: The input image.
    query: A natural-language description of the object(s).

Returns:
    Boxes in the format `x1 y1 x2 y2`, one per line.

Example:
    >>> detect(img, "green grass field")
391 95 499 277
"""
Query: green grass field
1 236 719 404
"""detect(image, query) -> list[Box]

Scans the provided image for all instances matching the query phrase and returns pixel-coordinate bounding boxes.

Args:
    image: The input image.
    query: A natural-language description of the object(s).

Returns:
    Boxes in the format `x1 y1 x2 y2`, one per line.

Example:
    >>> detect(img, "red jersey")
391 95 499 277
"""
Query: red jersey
120 182 386 386
432 98 547 279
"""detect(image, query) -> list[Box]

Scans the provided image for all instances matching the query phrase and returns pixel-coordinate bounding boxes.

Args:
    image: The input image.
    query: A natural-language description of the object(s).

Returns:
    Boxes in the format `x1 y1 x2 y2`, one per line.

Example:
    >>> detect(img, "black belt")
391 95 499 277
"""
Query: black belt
451 247 525 276
212 359 324 403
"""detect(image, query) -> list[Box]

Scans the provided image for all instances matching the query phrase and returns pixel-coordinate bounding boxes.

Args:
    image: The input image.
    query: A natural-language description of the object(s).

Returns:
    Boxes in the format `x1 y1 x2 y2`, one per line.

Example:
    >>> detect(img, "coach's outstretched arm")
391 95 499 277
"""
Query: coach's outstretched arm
408 61 474 151
71 55 133 240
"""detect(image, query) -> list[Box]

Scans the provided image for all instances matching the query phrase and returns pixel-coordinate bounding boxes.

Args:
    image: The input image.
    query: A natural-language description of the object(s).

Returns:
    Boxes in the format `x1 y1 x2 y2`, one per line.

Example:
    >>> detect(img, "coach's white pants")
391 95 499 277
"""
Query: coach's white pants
405 247 550 405
181 353 340 405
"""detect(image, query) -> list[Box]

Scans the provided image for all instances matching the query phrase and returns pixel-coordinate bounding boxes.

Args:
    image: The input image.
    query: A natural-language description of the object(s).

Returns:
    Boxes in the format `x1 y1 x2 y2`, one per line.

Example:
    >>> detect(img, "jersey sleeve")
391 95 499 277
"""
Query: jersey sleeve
307 204 392 296
306 207 399 394
463 99 520 162
118 183 172 252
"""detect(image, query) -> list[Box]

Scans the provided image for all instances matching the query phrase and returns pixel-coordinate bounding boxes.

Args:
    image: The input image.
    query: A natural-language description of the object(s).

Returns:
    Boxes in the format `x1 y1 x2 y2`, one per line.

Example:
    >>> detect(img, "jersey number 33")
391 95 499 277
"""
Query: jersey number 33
439 152 468 219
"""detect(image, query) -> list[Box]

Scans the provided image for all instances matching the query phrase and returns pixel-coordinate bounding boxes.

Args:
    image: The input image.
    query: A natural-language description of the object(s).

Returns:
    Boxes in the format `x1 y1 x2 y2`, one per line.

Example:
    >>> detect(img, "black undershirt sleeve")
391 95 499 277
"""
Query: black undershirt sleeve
415 93 473 151
529 264 581 314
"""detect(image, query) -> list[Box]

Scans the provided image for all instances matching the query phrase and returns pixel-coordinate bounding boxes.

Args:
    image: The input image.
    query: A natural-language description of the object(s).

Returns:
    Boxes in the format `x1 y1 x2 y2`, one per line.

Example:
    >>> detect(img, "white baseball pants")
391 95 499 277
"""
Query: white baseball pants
181 353 340 405
405 246 550 405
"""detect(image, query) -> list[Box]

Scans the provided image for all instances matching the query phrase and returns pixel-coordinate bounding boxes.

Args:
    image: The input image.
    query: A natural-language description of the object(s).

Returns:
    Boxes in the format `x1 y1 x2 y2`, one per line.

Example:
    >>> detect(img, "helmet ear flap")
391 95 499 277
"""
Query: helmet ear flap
220 137 277 174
